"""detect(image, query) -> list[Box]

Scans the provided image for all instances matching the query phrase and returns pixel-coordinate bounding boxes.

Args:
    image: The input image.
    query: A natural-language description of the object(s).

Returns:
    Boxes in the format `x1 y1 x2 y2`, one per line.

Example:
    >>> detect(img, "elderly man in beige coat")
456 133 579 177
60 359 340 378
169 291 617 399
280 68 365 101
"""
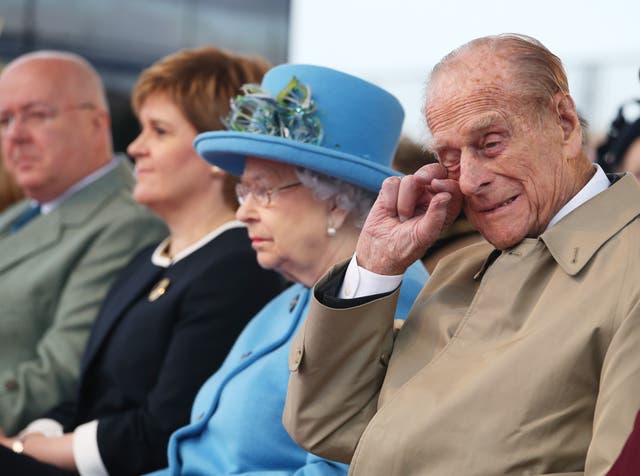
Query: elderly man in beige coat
283 34 640 475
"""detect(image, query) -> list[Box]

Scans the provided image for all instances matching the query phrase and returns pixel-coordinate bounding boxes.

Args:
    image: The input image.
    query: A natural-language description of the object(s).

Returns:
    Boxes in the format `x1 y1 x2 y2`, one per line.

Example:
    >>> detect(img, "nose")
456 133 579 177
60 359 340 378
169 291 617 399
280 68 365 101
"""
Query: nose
235 192 259 223
457 148 493 196
2 117 30 142
126 132 146 160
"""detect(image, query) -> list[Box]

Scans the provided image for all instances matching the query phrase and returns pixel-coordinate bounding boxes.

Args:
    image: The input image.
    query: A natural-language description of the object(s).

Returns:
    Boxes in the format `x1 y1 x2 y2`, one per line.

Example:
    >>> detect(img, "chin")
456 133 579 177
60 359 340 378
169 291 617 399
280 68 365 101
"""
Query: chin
480 227 528 251
255 254 277 272
133 188 154 205
487 235 527 250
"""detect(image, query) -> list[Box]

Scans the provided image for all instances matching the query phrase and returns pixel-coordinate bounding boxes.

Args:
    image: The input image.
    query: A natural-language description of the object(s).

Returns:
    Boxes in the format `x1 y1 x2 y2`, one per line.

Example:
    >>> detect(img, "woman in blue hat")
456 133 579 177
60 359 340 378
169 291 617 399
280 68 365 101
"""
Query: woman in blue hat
149 64 429 475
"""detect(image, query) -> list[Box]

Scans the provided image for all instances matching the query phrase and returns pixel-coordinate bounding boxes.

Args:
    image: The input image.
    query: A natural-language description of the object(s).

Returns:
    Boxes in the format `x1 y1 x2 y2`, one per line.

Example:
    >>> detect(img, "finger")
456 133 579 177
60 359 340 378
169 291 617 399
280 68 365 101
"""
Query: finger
411 164 450 202
414 162 448 182
379 176 401 218
415 192 452 247
430 178 461 195
397 174 429 222
430 178 463 224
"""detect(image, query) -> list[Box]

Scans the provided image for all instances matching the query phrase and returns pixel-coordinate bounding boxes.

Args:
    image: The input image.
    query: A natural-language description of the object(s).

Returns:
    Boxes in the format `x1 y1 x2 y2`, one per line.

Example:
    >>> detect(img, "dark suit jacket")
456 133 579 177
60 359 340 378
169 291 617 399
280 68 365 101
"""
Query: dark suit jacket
44 225 284 475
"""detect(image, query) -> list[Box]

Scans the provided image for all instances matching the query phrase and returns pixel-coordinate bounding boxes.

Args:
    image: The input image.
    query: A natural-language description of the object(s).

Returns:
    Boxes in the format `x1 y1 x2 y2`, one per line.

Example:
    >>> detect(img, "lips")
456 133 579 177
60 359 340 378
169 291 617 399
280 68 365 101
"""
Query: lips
481 195 518 213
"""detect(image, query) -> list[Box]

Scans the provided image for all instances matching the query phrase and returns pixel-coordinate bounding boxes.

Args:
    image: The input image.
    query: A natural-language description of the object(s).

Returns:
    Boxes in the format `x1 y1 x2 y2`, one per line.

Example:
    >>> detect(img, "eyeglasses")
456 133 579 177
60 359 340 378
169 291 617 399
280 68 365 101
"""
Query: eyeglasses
0 102 97 134
235 181 302 207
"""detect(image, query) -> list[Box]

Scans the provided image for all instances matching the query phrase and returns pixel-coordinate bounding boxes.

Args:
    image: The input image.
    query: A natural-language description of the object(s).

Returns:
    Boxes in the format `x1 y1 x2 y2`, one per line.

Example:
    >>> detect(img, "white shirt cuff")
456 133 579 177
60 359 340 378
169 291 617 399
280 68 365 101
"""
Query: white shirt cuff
73 420 109 476
339 254 403 299
19 418 64 437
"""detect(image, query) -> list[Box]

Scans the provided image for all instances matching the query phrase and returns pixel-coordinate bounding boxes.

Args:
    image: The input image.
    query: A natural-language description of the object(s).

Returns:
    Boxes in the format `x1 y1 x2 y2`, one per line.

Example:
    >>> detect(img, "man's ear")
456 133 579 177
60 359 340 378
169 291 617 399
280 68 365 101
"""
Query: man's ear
554 92 583 157
90 109 110 134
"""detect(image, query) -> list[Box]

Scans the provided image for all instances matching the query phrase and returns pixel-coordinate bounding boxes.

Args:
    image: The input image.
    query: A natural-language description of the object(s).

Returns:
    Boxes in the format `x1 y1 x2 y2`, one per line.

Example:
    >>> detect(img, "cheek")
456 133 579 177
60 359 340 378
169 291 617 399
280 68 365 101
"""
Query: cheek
265 209 324 260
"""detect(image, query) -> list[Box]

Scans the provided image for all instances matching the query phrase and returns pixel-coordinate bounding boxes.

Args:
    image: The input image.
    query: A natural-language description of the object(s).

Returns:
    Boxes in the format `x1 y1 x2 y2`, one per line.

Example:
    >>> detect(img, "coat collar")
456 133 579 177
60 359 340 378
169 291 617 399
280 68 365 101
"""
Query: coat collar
541 173 640 276
474 173 640 279
0 160 134 273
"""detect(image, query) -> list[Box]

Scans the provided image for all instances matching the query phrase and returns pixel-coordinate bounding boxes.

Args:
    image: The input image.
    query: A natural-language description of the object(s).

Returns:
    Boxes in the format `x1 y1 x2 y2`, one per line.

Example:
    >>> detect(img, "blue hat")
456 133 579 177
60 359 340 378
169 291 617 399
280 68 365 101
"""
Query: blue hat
194 64 405 192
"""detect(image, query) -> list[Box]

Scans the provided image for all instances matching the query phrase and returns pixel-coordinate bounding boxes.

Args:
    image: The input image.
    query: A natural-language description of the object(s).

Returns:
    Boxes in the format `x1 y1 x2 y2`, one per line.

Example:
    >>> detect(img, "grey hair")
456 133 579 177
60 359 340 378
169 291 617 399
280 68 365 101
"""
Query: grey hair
294 167 377 228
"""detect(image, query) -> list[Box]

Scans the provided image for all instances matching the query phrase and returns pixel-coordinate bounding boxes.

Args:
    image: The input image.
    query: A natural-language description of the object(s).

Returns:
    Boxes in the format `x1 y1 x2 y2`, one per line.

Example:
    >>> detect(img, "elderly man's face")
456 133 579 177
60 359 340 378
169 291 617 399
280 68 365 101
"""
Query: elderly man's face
0 59 100 202
426 61 576 250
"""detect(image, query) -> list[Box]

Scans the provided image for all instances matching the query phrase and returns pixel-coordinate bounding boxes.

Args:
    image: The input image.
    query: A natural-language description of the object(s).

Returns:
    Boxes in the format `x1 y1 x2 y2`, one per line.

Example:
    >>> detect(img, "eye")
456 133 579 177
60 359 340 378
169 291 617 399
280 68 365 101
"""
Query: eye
481 133 505 157
152 125 168 136
252 186 269 201
22 108 52 125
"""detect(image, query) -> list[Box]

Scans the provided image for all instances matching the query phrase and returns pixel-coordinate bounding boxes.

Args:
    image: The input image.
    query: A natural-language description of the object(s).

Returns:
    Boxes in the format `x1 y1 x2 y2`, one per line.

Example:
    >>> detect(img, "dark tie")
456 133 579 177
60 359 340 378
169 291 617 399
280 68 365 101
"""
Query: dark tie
10 204 41 233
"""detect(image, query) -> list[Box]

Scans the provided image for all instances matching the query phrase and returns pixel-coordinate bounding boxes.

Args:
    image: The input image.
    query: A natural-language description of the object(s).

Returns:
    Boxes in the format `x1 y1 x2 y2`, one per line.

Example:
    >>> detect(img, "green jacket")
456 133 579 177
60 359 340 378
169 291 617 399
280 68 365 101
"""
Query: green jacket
0 159 167 434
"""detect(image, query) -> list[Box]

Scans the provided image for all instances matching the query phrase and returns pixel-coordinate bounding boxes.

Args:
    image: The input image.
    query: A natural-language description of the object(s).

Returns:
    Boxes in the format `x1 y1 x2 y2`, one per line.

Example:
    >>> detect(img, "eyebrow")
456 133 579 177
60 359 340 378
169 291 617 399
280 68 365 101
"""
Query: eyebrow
148 118 173 129
429 112 506 150
465 113 504 135
0 101 50 114
241 166 286 184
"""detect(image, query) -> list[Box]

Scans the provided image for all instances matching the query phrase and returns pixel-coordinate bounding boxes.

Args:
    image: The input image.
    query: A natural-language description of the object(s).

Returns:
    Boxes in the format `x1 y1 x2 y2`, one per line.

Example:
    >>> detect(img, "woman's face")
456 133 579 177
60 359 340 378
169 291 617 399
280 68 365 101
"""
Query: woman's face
127 93 212 215
236 157 333 286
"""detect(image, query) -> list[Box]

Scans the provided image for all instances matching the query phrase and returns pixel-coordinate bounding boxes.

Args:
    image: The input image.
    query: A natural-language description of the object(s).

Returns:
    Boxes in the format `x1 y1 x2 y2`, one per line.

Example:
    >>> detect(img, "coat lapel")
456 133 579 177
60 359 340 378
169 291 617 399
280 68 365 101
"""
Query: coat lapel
0 204 63 273
0 160 135 273
80 259 163 375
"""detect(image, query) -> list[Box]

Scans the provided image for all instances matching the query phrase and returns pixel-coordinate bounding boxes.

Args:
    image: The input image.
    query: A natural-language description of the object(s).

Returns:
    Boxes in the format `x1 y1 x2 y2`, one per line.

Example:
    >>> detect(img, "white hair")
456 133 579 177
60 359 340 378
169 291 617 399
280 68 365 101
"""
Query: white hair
294 167 377 228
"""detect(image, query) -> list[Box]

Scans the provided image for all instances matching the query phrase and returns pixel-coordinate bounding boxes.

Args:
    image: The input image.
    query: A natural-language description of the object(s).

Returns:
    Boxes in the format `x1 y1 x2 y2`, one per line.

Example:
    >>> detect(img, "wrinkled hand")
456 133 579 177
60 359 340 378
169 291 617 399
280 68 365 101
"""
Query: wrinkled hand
356 163 462 275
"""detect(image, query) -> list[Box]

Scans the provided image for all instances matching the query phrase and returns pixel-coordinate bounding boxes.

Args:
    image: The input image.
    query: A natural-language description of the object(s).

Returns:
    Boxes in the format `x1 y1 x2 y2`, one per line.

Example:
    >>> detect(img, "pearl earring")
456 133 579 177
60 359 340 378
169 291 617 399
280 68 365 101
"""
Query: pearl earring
327 226 336 237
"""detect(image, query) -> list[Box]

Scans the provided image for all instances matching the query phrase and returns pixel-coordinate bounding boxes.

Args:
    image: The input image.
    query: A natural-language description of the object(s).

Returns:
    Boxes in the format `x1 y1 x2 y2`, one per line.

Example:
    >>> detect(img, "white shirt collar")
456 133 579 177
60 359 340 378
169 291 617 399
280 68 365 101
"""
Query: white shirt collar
40 157 120 215
546 164 610 230
151 220 246 268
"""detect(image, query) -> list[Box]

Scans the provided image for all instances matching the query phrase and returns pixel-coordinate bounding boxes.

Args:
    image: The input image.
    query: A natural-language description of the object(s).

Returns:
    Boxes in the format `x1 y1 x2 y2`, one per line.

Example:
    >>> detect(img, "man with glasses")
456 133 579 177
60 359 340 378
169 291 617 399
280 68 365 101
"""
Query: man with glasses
0 51 166 435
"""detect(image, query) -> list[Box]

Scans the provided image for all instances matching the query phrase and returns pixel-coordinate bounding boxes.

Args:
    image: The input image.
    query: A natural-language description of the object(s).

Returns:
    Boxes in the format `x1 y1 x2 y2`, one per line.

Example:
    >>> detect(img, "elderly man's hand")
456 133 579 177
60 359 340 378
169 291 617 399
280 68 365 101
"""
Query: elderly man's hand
356 163 462 275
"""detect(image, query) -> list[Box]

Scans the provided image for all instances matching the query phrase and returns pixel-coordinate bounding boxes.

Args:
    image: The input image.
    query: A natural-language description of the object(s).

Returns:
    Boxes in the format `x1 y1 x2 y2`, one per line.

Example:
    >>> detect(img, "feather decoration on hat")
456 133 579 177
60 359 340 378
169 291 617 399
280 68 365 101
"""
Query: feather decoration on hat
223 77 324 146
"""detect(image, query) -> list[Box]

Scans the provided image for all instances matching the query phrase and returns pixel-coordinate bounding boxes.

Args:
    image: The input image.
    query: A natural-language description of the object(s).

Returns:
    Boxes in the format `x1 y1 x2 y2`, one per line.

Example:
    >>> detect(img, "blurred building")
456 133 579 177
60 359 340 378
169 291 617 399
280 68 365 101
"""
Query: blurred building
0 0 290 152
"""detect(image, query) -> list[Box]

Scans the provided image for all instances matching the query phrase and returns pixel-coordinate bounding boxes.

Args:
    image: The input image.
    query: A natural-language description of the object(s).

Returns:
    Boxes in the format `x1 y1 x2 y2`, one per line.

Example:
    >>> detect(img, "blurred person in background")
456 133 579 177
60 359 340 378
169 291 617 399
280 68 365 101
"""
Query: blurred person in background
596 98 640 181
393 135 484 273
0 150 23 211
148 64 428 475
0 46 284 475
607 410 640 475
0 51 166 436
0 65 24 212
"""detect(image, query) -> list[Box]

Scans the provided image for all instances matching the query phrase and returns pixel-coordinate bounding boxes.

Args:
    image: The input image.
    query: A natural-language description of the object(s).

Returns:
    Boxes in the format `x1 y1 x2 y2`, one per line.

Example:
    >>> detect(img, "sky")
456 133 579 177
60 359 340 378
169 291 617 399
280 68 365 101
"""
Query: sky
289 0 640 143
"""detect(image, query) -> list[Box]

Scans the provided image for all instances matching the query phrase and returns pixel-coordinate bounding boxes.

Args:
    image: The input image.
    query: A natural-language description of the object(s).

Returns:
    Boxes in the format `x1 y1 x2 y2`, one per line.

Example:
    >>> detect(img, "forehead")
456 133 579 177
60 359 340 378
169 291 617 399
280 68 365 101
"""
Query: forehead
137 93 182 119
425 61 522 145
0 60 73 108
242 156 297 182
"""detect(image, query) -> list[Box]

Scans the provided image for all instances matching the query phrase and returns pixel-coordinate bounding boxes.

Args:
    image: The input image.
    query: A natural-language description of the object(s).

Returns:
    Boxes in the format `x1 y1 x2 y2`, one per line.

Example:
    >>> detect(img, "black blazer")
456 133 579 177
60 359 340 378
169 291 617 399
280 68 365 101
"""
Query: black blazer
43 226 284 475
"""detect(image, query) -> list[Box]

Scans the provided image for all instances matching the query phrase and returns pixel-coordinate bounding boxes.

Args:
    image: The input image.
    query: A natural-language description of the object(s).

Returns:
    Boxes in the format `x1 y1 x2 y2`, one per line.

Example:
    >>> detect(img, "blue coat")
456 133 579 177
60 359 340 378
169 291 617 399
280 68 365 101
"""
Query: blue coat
152 261 428 475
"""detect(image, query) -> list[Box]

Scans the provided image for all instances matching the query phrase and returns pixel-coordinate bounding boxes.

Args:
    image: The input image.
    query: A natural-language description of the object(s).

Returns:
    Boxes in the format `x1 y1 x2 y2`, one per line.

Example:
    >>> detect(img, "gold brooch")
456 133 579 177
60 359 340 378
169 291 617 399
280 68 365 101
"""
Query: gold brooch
149 277 171 302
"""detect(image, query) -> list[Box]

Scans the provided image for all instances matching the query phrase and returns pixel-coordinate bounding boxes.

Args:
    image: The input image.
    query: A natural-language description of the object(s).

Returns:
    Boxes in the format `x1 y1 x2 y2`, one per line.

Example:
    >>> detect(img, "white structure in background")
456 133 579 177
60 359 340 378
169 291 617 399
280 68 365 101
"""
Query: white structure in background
289 0 640 148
